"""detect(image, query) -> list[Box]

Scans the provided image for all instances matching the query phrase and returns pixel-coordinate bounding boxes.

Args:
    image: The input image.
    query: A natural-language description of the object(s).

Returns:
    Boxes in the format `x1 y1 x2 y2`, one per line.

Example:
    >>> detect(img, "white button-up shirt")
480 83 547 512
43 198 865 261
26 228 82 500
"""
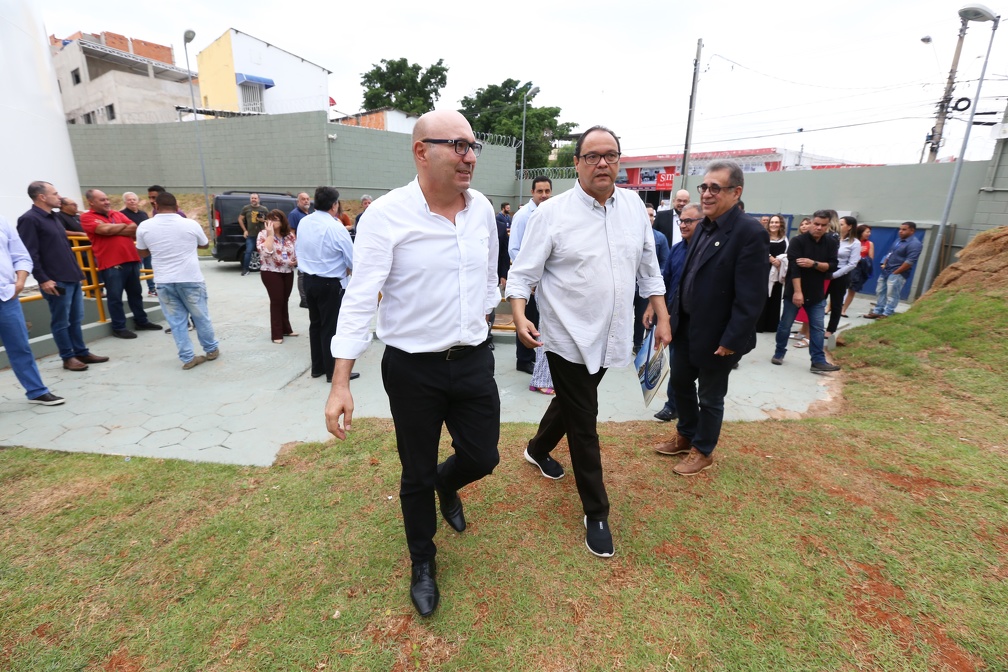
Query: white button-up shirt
507 200 537 261
506 181 664 374
294 210 354 279
331 178 500 358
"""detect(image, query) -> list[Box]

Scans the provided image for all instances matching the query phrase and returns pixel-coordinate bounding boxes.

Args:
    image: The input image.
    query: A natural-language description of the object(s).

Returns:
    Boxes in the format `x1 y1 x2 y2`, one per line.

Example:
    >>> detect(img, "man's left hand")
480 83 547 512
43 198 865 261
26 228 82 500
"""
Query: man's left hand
654 317 672 348
714 345 734 357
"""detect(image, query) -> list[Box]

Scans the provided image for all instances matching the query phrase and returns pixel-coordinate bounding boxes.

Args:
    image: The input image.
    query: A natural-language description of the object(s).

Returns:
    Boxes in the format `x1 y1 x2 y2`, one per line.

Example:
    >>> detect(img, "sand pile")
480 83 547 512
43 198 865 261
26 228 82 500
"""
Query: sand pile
926 226 1008 295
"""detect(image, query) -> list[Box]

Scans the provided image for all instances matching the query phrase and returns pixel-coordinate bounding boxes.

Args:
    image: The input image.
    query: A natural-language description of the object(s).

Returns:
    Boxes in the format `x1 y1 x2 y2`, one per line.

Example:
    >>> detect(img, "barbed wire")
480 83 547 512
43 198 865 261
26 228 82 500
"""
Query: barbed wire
475 132 520 148
516 167 577 180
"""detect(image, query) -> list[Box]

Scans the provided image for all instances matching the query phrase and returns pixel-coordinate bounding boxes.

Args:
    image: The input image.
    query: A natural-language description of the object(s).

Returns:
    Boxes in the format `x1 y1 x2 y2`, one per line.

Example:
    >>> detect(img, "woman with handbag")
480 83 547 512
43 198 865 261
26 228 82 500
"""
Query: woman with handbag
825 216 862 338
256 210 299 344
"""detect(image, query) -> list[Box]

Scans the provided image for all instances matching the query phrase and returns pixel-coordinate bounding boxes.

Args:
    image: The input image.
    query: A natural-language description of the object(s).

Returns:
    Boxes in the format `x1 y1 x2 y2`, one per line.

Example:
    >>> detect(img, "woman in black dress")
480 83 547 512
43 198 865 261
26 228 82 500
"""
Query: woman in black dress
757 214 789 332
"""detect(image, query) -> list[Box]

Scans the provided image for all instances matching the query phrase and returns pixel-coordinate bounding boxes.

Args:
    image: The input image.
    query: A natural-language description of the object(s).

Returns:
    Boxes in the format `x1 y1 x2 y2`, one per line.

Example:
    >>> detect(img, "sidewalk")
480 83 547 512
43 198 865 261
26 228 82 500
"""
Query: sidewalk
0 261 887 467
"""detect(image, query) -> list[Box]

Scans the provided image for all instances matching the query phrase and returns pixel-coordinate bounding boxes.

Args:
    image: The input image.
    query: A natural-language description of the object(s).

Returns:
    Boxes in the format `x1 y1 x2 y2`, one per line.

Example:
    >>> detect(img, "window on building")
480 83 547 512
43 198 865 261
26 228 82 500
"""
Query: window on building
83 111 95 125
71 69 81 85
239 83 264 113
106 104 116 121
68 117 76 125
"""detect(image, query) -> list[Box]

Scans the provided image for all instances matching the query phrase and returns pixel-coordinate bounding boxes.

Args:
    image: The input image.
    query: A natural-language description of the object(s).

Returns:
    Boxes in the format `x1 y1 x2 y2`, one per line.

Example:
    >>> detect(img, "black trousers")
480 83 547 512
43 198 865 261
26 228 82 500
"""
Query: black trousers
671 315 732 456
303 274 343 379
527 352 609 520
383 344 501 564
515 293 539 366
826 274 850 334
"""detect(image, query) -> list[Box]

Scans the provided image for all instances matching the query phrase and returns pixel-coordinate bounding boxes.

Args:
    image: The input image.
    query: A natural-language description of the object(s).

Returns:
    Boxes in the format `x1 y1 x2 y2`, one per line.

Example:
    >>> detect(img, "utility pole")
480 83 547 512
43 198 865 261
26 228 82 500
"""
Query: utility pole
680 38 703 190
928 18 970 162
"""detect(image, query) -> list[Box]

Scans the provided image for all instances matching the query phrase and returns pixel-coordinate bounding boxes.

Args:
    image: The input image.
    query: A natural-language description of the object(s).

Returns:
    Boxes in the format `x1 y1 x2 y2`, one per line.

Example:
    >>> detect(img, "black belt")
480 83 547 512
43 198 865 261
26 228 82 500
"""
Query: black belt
395 340 489 361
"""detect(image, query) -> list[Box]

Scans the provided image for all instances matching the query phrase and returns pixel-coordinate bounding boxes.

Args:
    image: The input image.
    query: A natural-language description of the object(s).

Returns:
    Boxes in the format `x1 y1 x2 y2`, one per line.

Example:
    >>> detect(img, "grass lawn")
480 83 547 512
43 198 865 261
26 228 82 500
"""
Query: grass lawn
2 285 1006 671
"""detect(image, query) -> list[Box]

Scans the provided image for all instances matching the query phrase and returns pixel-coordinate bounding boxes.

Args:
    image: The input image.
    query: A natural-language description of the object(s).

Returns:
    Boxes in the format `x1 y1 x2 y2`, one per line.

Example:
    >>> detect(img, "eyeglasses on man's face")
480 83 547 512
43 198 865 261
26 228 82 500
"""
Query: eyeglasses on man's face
578 151 621 165
679 217 702 226
422 138 482 158
697 183 737 195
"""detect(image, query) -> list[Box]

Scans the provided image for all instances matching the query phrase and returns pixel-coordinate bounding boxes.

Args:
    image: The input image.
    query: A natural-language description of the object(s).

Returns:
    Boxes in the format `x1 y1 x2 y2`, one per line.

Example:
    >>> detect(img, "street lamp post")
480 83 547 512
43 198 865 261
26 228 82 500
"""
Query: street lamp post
519 85 540 206
922 4 999 292
183 29 213 241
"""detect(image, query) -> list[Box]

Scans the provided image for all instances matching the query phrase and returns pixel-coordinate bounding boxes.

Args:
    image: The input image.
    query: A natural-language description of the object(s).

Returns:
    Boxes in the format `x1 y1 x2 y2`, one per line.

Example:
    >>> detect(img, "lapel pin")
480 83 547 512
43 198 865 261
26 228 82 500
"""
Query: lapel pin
714 241 720 247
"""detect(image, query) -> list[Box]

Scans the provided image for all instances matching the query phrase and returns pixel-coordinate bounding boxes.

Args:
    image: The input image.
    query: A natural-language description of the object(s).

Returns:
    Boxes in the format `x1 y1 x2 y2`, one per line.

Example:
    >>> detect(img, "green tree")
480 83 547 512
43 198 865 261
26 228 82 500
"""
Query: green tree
360 58 448 116
459 79 576 170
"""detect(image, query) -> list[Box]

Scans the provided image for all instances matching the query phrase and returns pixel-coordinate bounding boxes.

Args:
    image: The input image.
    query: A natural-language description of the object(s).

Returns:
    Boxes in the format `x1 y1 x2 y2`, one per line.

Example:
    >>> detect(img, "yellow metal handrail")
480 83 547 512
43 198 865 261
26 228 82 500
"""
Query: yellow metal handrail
17 234 153 324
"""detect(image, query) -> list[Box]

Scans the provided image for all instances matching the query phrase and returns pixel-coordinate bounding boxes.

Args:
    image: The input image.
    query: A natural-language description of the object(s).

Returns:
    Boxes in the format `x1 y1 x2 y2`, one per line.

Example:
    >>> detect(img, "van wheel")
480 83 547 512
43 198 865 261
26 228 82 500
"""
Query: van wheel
248 251 262 272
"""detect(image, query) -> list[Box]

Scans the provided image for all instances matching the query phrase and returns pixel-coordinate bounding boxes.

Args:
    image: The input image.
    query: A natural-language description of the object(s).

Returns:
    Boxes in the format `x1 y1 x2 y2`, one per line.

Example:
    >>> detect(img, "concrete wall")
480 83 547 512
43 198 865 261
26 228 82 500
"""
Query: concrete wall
67 111 518 208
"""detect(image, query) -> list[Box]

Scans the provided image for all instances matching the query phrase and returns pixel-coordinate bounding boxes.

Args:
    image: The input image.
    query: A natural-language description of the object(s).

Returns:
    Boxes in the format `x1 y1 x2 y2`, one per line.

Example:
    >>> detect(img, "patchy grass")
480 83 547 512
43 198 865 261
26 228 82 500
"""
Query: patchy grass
2 287 1007 671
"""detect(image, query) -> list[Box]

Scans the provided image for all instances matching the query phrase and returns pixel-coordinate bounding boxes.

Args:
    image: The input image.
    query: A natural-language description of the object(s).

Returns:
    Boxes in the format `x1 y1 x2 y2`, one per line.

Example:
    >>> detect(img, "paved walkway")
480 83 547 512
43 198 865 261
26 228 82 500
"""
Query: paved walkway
1 261 886 466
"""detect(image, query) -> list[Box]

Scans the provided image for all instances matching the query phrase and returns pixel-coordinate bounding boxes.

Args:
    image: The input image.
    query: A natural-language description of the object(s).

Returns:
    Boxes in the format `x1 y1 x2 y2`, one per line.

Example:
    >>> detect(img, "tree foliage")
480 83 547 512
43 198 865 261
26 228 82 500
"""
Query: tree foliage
360 58 448 116
459 79 576 170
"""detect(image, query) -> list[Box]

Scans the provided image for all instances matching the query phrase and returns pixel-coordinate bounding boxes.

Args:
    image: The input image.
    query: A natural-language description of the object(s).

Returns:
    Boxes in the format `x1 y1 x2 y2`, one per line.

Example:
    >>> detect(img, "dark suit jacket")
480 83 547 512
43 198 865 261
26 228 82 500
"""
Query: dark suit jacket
669 204 769 369
653 209 679 246
496 219 510 280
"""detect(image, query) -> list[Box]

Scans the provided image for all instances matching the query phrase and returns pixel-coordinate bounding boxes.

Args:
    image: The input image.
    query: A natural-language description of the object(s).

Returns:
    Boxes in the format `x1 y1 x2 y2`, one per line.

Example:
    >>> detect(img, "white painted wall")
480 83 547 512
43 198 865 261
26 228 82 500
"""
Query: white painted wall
385 110 418 135
230 31 328 114
0 0 82 225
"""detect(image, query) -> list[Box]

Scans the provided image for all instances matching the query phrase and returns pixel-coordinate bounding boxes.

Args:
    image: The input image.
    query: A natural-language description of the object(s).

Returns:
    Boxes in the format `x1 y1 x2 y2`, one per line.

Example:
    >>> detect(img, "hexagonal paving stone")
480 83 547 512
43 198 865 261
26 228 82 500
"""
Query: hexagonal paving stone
102 411 153 430
51 424 110 448
141 413 192 432
179 429 230 451
221 428 260 451
138 427 190 449
5 422 68 447
103 426 152 445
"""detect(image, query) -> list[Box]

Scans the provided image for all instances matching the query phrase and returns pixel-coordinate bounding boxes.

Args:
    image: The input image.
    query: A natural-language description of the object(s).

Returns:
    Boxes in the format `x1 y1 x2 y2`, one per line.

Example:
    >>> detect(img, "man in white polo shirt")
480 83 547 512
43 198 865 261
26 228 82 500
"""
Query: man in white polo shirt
135 191 220 369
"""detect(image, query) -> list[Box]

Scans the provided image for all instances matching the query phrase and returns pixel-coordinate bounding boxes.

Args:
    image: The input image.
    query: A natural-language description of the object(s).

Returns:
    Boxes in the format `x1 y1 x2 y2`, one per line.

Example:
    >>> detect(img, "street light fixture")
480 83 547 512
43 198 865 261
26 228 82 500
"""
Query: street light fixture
182 29 213 241
518 85 540 206
921 4 999 291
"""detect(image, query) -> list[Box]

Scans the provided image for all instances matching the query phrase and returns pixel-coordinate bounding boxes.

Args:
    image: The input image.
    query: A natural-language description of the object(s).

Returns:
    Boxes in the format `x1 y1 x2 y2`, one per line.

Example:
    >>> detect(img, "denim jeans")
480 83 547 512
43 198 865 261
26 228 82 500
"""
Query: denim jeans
871 271 906 316
141 255 155 292
42 281 91 361
242 236 255 272
157 282 219 363
774 297 827 365
100 261 149 330
0 296 49 398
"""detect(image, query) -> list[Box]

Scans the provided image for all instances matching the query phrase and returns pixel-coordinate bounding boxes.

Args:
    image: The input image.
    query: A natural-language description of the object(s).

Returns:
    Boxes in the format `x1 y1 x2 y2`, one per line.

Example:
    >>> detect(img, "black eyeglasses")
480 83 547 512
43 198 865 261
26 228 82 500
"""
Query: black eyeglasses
679 217 702 225
697 183 737 195
422 138 482 157
578 151 621 165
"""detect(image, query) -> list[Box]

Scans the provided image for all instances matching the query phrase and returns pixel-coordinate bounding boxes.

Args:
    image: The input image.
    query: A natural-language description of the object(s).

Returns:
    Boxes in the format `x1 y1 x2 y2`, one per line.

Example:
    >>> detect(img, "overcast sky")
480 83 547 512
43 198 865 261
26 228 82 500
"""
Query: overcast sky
41 0 1008 166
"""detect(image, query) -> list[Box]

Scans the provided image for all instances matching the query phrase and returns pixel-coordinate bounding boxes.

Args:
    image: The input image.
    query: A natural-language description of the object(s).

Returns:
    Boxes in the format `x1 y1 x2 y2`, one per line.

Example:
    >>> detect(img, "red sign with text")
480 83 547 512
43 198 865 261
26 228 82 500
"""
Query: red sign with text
655 172 676 190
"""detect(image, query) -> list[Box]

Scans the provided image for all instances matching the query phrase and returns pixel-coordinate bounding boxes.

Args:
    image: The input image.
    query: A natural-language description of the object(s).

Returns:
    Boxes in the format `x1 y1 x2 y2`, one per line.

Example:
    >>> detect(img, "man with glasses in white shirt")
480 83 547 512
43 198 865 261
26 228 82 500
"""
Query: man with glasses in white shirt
325 110 501 618
507 125 671 559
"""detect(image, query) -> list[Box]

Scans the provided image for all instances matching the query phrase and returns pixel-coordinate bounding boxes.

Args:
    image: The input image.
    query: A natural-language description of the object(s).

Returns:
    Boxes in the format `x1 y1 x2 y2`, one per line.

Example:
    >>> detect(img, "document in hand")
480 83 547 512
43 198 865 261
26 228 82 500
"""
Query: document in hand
634 326 670 407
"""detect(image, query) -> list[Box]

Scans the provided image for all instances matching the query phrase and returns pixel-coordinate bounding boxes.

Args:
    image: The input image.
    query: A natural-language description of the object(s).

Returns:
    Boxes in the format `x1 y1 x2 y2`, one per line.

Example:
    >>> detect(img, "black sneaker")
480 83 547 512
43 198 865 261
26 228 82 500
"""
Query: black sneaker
28 392 65 406
584 516 614 558
524 447 564 479
112 329 137 339
134 322 163 331
654 406 677 422
810 361 841 373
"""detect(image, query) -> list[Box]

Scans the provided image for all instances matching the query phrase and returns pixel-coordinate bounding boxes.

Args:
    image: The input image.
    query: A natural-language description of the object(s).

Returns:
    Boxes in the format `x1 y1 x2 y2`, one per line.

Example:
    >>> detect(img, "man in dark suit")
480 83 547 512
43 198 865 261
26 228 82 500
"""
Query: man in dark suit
653 188 690 246
660 160 769 476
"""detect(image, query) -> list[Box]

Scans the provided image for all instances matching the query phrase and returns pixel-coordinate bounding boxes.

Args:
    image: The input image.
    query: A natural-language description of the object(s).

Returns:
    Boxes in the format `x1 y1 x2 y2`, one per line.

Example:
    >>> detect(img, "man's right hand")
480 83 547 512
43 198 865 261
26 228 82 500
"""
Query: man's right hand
325 386 354 440
513 314 542 349
40 280 59 295
242 231 249 239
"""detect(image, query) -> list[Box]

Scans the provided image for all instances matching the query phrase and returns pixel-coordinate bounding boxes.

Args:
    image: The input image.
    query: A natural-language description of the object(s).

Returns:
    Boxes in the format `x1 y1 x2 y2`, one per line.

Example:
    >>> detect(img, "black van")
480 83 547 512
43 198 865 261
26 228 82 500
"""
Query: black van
212 191 297 270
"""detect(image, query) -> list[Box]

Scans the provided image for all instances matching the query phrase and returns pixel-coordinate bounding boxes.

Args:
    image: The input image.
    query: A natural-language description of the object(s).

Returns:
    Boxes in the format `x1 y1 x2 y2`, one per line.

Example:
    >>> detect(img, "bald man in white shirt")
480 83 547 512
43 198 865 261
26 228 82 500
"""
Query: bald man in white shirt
325 110 500 618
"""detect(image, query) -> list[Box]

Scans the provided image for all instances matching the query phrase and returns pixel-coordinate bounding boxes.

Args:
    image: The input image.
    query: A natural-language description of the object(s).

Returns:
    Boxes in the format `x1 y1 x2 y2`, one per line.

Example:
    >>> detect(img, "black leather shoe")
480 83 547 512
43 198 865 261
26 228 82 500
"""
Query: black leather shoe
653 406 677 422
439 490 466 532
516 362 535 374
410 560 439 617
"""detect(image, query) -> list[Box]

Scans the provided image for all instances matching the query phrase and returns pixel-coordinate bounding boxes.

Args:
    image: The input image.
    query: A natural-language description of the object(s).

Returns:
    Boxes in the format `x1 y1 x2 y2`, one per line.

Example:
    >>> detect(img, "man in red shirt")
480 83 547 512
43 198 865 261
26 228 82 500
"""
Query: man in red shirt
80 189 162 339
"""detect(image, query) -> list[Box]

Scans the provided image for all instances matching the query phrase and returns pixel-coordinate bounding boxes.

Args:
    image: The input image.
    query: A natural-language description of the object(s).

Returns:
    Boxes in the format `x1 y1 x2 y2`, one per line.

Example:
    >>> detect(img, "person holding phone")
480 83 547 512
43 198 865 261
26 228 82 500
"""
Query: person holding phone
256 210 299 343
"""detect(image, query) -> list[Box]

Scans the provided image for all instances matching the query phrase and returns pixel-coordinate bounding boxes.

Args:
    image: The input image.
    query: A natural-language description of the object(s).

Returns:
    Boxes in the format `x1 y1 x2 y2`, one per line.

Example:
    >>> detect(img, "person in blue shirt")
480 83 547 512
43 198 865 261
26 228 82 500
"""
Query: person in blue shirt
288 192 313 308
646 203 701 427
865 221 923 318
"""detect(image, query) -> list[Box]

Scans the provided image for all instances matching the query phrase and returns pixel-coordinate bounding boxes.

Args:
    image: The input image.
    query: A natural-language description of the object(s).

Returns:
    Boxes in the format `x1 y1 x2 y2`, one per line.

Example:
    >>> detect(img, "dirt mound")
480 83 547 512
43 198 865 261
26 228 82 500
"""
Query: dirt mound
927 226 1008 295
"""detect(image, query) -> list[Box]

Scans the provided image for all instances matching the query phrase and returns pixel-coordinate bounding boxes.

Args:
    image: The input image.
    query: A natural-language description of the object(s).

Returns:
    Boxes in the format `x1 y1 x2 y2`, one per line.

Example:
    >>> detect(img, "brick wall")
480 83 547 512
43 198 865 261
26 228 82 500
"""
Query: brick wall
131 39 173 65
102 31 129 52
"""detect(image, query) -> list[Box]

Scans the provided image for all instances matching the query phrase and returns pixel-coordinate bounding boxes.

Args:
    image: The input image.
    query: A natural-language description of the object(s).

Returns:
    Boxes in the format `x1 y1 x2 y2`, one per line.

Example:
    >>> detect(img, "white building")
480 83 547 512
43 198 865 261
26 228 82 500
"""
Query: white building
196 29 330 115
